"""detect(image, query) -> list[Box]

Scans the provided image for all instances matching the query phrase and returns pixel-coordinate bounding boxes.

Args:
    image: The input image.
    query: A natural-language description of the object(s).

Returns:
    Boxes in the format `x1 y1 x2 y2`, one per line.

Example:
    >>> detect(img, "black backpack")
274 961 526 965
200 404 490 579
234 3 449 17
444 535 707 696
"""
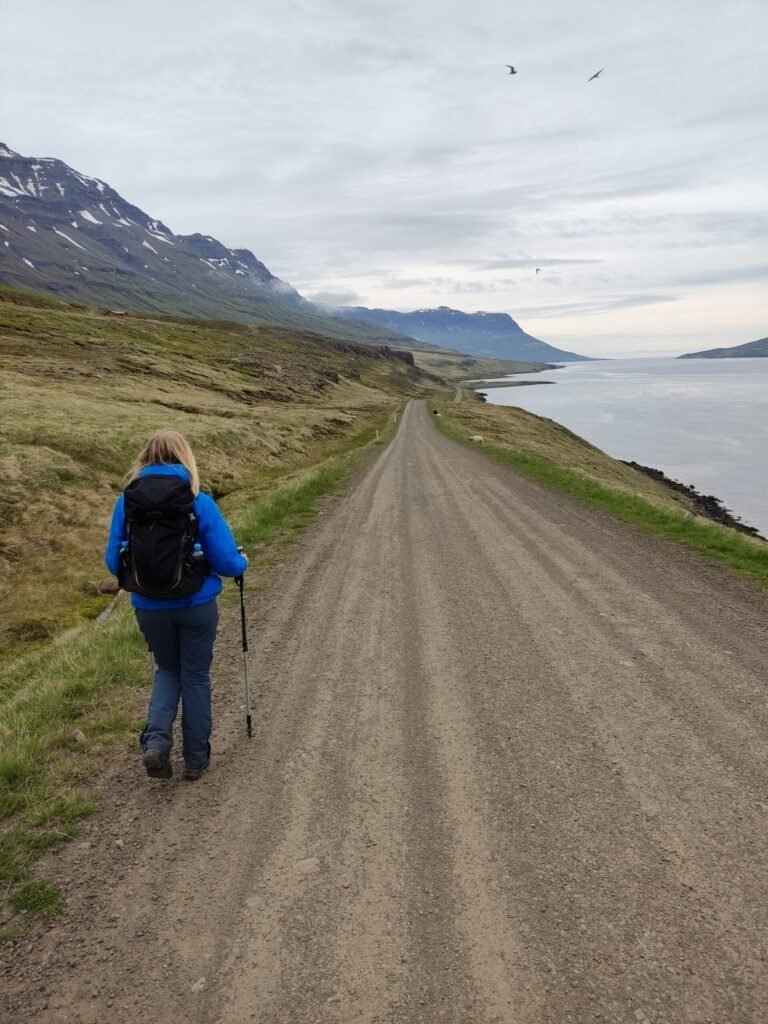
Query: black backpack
118 474 210 599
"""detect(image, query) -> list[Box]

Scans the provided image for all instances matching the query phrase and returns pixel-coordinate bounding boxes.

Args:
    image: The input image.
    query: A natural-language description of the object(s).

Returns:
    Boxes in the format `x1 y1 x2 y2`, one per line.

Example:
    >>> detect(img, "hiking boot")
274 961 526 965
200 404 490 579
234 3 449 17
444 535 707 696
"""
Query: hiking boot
183 762 209 782
143 747 172 779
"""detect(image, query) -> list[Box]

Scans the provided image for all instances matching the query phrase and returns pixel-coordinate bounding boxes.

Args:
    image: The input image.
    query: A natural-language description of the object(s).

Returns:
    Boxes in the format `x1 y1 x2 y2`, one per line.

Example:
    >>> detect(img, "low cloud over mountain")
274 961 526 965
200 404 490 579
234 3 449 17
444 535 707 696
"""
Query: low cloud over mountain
1 143 587 362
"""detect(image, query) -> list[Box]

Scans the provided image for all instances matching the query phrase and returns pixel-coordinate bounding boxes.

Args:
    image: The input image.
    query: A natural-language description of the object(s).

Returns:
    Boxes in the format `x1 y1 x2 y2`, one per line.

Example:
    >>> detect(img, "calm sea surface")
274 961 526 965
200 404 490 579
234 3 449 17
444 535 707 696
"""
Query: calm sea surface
482 358 768 537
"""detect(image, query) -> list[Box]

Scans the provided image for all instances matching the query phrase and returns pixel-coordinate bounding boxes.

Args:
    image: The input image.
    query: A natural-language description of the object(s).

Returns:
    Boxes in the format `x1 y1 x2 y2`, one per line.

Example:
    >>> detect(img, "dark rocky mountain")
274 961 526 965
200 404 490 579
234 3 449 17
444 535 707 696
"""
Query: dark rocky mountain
336 305 588 362
0 143 417 348
0 143 587 361
679 337 768 359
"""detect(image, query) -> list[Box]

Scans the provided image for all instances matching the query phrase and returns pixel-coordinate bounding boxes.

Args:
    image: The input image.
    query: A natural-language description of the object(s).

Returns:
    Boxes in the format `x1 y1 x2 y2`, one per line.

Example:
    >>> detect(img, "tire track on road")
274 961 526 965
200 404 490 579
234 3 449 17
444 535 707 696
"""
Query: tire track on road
5 400 767 1024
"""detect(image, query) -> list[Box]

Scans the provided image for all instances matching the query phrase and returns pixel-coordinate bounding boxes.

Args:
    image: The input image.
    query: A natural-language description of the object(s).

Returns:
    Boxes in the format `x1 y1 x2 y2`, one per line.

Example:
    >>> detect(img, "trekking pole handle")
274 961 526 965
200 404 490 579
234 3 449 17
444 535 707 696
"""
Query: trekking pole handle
235 546 247 588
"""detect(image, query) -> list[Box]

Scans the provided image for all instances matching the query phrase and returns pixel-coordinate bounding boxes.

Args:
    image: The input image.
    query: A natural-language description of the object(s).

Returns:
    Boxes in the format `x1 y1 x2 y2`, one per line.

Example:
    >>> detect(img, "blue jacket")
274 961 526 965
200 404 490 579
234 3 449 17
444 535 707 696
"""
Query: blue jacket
105 464 247 610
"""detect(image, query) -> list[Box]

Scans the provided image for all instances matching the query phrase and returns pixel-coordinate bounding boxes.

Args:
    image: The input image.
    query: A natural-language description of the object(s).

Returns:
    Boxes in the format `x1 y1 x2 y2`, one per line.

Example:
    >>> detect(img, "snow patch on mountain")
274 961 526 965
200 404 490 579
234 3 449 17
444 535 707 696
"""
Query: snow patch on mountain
0 141 309 319
73 172 106 193
53 227 87 251
146 229 174 245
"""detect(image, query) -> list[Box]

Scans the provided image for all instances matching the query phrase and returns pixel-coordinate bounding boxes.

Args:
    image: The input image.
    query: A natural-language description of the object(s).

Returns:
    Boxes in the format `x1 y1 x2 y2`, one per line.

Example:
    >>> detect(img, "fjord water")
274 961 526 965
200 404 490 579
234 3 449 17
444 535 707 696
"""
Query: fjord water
483 358 768 537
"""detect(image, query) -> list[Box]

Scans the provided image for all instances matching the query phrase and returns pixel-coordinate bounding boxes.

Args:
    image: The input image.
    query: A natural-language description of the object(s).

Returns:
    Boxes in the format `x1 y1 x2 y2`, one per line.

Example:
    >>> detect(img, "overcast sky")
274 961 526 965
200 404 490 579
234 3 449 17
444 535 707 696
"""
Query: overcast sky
2 0 766 356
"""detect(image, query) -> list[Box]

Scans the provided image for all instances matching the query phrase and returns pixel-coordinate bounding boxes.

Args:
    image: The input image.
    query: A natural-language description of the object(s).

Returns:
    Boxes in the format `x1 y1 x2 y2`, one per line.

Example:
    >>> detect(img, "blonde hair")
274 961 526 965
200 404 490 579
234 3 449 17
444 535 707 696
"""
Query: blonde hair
127 430 201 495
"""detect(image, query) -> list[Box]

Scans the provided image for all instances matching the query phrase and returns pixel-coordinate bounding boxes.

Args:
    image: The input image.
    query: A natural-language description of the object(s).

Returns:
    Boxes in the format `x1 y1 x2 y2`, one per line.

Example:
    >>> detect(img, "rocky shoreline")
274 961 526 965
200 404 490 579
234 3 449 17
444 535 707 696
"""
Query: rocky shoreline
473 380 555 389
622 461 764 540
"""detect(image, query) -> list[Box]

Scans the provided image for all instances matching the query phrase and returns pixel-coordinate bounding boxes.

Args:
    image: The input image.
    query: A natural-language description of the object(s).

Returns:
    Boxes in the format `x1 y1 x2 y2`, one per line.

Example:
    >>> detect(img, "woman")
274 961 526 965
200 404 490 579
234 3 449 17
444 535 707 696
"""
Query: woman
105 430 247 781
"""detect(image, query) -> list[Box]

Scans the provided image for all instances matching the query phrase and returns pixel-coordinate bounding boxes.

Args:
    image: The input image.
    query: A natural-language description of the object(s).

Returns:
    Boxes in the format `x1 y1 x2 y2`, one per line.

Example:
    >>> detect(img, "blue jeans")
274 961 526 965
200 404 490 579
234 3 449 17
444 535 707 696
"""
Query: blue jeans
135 600 219 769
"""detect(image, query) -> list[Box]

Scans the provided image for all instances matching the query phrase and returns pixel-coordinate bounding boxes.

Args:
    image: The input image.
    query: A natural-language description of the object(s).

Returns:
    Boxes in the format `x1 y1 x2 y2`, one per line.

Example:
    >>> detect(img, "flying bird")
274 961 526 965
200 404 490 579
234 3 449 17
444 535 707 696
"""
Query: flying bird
505 65 517 75
588 69 604 82
535 268 541 274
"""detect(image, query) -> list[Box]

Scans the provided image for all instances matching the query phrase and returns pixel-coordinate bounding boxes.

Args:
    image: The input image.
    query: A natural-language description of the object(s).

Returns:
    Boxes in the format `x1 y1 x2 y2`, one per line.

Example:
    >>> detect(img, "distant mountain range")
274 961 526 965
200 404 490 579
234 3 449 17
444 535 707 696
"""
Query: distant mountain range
0 142 586 362
337 306 588 362
0 143 416 348
679 337 768 359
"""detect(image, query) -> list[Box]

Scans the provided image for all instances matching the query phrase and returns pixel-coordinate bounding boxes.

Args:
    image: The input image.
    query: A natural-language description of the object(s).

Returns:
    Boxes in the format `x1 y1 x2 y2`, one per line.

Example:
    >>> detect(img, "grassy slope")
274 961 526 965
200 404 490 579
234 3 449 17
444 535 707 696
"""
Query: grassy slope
412 348 547 381
0 286 440 927
0 429 402 929
432 398 768 585
0 287 437 667
0 260 431 350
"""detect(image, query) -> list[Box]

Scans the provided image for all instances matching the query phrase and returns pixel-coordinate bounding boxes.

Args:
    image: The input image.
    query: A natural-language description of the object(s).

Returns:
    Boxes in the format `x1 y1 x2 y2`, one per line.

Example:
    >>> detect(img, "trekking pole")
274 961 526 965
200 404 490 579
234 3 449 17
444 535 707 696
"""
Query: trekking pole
235 572 252 738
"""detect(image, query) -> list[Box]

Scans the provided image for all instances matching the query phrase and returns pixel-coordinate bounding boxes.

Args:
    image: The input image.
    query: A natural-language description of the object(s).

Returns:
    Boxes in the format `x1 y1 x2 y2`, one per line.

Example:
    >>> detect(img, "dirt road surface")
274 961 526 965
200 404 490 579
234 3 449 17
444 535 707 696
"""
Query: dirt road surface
3 400 767 1024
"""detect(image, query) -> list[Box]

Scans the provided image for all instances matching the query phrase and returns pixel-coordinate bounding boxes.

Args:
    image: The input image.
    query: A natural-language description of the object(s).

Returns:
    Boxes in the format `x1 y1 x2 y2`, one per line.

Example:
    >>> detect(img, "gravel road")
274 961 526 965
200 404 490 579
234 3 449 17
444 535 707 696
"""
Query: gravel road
3 399 767 1024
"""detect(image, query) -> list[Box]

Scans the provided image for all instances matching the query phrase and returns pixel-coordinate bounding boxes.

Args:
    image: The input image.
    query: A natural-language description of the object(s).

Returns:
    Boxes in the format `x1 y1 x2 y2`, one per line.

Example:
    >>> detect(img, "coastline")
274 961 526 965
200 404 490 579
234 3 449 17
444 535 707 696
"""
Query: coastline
471 379 555 389
470 361 767 543
622 461 765 540
430 396 768 585
449 382 766 542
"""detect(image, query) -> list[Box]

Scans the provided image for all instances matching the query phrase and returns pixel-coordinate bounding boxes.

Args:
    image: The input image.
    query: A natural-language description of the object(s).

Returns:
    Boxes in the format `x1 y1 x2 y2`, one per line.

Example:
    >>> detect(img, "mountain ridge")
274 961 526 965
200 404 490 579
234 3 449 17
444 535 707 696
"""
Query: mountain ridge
679 337 768 359
336 304 588 362
0 143 422 349
1 142 585 362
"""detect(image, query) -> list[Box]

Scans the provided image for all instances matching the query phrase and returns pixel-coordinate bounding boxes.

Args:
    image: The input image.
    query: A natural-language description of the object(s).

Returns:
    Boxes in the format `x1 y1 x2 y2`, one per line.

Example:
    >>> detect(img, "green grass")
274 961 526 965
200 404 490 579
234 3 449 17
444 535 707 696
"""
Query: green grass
10 880 64 921
0 404 399 935
237 451 364 550
238 463 348 548
0 605 150 929
431 400 768 586
0 285 432 668
0 282 422 934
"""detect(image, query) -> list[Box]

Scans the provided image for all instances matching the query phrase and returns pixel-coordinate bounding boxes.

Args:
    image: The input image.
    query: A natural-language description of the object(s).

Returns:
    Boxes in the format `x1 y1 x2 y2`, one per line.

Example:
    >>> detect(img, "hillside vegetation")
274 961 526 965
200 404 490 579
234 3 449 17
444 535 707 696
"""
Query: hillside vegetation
0 285 443 922
412 348 548 381
0 285 438 667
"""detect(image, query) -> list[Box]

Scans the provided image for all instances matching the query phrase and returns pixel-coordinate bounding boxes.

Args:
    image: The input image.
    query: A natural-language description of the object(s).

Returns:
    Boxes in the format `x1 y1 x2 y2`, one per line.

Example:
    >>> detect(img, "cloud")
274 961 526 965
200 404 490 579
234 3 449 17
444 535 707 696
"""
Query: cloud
304 288 363 307
511 294 680 319
472 257 603 271
381 276 450 290
1 0 766 350
671 264 768 287
381 276 523 294
549 210 768 245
